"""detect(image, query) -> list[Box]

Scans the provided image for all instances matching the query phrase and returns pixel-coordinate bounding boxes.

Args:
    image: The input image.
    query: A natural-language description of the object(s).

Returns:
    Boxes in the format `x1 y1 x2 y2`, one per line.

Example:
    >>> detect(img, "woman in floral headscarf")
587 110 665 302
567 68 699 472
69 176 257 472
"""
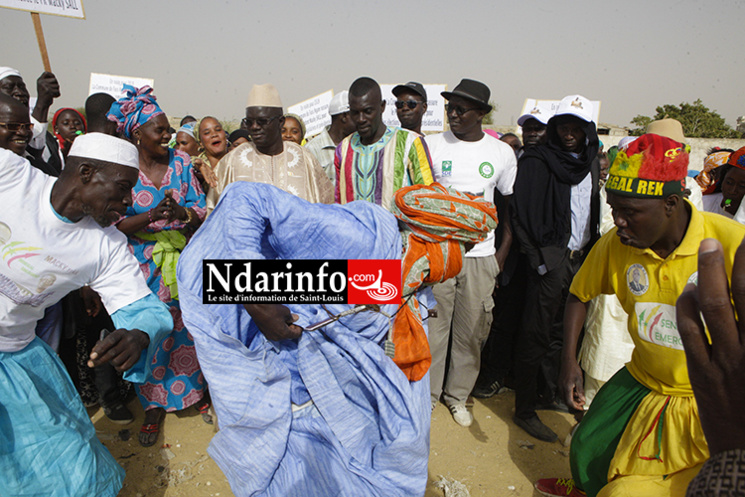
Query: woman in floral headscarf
107 85 211 447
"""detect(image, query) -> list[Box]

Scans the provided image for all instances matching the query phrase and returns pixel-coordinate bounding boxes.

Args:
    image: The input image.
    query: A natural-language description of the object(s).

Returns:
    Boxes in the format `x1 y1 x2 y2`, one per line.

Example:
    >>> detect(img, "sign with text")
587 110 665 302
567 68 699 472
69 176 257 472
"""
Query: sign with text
88 73 155 99
288 90 334 139
520 98 602 126
203 259 401 305
0 0 85 19
381 84 447 132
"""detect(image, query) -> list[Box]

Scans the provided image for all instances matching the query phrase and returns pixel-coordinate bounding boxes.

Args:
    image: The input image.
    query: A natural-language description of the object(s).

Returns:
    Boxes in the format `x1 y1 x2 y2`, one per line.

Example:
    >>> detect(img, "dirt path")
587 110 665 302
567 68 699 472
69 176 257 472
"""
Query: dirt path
100 391 574 496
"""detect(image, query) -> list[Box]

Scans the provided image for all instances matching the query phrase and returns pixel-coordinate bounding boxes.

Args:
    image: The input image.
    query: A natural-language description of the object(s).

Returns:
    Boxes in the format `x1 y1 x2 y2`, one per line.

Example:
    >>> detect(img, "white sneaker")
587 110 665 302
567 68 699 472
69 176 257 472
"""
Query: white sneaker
448 403 473 427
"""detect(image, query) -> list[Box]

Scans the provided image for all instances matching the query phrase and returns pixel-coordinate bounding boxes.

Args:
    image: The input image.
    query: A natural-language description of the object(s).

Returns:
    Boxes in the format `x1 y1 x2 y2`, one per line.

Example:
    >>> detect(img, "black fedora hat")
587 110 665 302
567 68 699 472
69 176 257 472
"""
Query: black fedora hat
441 79 491 112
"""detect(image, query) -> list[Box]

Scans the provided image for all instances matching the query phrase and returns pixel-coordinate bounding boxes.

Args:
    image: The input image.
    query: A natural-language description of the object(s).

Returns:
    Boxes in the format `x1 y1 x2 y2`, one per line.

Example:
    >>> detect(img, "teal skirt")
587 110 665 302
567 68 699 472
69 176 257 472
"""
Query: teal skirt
0 337 124 496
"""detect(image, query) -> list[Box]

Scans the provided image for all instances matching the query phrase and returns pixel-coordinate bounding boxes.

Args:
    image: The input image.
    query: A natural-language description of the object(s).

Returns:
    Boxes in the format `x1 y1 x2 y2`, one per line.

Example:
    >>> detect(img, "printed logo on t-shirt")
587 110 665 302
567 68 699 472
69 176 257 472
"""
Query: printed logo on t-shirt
635 302 683 351
687 271 698 285
626 264 649 296
479 162 494 179
442 160 452 177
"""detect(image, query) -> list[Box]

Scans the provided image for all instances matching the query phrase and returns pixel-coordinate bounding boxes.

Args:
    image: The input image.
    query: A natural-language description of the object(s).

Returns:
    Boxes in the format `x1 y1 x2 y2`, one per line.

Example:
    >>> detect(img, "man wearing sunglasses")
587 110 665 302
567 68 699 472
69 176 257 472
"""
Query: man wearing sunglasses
392 81 428 136
426 79 517 427
206 83 334 213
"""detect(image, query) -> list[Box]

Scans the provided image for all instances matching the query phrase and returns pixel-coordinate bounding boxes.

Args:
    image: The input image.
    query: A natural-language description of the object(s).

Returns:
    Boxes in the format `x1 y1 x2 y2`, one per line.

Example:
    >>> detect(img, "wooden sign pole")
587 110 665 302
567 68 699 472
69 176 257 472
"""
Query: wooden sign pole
31 12 51 72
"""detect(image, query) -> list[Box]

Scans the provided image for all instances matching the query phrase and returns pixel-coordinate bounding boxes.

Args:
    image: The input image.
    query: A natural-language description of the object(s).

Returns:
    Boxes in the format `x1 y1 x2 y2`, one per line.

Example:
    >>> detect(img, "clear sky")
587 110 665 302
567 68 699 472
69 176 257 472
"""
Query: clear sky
2 0 743 128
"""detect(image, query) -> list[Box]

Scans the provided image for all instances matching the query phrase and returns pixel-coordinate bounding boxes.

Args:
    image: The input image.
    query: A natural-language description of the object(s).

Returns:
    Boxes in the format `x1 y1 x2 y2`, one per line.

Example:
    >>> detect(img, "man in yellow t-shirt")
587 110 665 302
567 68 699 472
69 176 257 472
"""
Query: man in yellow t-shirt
536 134 745 497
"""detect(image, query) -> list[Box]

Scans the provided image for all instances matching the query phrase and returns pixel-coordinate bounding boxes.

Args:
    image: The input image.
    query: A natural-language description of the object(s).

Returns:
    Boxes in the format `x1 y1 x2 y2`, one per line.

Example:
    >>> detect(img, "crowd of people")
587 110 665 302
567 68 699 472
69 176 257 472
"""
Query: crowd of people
1 64 745 497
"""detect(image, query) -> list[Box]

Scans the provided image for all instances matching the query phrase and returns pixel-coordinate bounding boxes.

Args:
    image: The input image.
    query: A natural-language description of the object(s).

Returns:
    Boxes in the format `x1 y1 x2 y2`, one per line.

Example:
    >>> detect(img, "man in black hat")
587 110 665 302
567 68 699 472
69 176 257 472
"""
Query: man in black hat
425 79 517 427
392 82 428 136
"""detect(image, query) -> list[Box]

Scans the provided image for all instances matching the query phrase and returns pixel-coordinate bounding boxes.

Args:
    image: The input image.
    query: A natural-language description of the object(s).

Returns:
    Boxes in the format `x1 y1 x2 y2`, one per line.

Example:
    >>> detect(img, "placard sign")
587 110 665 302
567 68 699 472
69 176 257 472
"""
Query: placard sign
381 84 447 132
0 0 85 19
89 73 155 99
520 98 602 125
288 90 334 138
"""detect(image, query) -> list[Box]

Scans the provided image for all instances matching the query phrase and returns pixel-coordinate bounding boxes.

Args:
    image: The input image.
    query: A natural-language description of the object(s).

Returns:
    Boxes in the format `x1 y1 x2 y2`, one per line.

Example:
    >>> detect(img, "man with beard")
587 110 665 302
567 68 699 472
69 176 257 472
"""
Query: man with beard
510 95 601 442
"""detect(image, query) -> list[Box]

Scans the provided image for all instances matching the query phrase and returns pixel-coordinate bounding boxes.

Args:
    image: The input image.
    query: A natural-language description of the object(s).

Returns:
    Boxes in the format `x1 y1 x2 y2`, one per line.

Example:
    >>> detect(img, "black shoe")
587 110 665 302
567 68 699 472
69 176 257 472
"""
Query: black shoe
514 415 558 442
536 398 570 413
103 403 134 425
472 379 504 399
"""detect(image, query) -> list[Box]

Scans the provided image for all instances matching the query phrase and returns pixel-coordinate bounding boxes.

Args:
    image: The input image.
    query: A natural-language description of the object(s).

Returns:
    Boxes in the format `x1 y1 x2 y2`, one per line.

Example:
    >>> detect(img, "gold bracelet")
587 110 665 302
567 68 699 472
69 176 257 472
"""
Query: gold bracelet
183 208 193 224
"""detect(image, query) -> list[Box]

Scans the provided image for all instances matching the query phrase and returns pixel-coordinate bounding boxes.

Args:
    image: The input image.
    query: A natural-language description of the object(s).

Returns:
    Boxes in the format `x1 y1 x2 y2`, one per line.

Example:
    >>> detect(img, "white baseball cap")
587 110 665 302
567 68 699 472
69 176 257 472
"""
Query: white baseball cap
68 132 139 169
517 102 554 126
553 94 593 123
328 91 350 116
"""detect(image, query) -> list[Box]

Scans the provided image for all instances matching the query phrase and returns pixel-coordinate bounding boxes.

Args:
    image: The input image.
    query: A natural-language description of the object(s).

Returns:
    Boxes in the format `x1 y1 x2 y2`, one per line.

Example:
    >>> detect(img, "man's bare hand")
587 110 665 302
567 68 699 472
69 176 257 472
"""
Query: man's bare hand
243 303 302 341
559 358 586 412
676 237 745 454
88 329 149 371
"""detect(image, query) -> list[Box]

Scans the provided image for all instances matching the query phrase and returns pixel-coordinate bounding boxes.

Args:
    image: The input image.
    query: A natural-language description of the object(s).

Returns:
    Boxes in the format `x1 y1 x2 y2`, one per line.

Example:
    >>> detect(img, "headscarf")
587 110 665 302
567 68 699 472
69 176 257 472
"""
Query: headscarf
52 107 87 149
726 146 745 170
283 113 306 138
390 182 498 381
696 150 732 193
106 85 164 139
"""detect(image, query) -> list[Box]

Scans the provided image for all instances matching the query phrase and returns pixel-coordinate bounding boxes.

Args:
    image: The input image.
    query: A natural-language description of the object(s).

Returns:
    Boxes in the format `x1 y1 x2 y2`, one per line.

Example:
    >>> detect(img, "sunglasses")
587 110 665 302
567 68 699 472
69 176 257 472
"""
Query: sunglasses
395 100 422 110
445 104 479 117
0 122 34 132
241 114 281 128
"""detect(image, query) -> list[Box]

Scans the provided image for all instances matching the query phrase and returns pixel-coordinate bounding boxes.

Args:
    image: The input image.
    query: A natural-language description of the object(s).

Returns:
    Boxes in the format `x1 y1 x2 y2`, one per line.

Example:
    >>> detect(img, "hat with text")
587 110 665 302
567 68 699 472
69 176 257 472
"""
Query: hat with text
68 132 139 169
441 79 491 112
246 84 283 109
393 81 427 101
328 90 350 116
605 133 689 198
517 101 554 126
553 94 593 123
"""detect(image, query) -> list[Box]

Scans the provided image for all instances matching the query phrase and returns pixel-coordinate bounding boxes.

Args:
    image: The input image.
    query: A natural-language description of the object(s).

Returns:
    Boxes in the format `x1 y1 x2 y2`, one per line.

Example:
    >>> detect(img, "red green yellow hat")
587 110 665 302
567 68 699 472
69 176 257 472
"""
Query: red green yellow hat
605 133 689 198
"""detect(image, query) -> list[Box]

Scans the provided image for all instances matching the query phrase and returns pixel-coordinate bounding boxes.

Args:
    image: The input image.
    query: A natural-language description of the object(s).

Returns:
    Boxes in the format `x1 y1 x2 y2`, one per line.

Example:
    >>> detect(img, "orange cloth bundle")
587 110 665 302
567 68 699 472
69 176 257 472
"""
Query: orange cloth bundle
390 182 497 381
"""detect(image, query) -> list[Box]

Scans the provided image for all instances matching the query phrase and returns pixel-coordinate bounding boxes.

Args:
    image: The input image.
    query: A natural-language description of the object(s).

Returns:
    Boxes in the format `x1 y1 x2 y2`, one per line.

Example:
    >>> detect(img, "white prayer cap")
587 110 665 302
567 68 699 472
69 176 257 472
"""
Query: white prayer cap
0 67 22 82
517 101 554 126
553 94 594 123
246 84 283 108
328 91 350 116
68 132 139 169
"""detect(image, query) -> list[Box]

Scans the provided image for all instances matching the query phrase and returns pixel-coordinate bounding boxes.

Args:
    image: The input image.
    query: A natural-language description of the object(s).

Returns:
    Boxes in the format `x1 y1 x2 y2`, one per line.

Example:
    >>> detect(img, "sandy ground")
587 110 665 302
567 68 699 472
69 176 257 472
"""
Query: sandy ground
97 390 575 497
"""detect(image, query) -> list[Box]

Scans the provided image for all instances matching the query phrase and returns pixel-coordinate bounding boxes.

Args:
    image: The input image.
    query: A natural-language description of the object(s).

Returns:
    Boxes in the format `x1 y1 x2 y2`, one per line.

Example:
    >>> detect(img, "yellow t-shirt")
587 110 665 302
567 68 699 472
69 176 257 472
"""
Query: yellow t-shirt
570 201 745 396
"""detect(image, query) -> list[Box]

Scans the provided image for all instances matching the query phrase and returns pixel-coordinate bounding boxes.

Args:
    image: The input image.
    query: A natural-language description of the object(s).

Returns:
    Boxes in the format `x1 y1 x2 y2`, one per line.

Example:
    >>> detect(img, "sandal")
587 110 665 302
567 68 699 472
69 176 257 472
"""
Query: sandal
138 423 160 447
196 401 213 425
138 409 164 447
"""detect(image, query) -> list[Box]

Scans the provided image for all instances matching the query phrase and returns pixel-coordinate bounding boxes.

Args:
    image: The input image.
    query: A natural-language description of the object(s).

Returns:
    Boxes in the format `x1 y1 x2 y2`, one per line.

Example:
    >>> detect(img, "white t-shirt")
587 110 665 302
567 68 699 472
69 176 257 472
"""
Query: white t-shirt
0 149 151 352
426 131 517 257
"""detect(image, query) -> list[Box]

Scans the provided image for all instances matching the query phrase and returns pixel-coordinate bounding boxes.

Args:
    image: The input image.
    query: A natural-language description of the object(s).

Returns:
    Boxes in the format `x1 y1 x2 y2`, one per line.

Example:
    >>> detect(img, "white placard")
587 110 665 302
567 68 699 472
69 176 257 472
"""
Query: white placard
88 73 155 99
288 90 334 138
520 98 602 125
381 84 446 132
0 0 85 19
